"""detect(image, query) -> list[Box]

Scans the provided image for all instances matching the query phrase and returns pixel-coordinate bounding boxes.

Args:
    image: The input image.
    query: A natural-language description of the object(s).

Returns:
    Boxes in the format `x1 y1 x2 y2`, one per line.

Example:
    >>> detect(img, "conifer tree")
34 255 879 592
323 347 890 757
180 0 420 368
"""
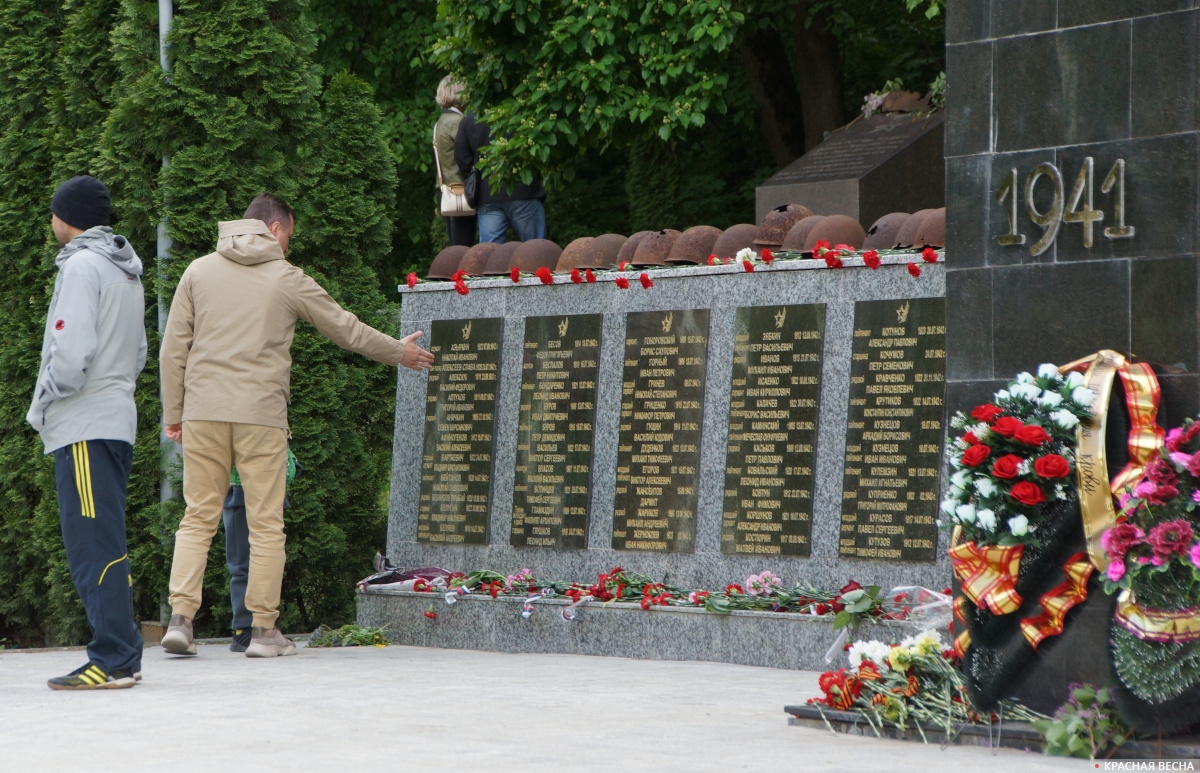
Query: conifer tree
282 71 398 630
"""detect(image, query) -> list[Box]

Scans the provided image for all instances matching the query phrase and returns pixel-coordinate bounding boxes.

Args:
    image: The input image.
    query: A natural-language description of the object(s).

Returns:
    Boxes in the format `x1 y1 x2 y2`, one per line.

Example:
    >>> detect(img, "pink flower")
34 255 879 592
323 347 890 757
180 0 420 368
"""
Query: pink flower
1148 484 1180 506
1101 522 1145 559
1106 560 1126 582
1192 491 1200 505
1190 543 1200 569
1134 480 1156 498
1169 452 1193 468
1148 519 1194 560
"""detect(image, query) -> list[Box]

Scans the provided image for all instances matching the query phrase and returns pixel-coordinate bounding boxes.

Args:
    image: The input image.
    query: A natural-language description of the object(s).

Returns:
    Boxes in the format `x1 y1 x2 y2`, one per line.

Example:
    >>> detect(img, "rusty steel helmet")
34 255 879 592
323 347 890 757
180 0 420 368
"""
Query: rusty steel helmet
862 212 911 251
754 204 814 247
426 245 469 280
588 233 627 269
632 229 681 266
512 239 563 273
711 223 759 260
616 230 652 266
458 242 498 276
803 214 866 252
482 241 523 275
781 215 825 251
894 208 937 249
555 237 595 273
667 225 722 265
914 207 946 249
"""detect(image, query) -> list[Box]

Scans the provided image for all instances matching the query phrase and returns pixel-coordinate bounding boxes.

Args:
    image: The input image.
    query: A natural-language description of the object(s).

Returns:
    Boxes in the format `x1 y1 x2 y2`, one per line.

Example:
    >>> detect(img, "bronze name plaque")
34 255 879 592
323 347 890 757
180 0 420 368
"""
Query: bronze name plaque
722 304 826 557
511 314 602 549
839 299 945 561
613 309 709 553
417 318 503 545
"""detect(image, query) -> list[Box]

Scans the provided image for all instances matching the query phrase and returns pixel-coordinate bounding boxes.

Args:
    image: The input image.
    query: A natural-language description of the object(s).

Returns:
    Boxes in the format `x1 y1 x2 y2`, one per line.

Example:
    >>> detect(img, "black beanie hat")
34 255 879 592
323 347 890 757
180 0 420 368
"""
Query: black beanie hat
51 175 111 230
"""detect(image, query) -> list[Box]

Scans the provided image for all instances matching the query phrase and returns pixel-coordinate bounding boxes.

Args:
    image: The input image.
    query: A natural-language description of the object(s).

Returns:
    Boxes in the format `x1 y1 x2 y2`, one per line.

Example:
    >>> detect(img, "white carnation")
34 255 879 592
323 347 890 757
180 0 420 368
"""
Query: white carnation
975 477 998 497
976 508 997 531
951 469 972 488
735 247 757 262
1037 391 1063 408
1016 372 1035 384
1064 371 1084 389
1071 386 1094 406
955 503 977 524
1011 383 1041 400
848 640 893 671
1008 514 1030 536
1051 409 1080 429
994 389 1011 401
1037 363 1059 379
940 499 959 516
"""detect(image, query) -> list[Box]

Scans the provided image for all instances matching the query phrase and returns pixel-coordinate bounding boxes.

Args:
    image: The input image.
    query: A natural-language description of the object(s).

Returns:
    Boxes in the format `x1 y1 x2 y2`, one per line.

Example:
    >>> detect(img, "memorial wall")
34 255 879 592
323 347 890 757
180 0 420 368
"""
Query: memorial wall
386 258 949 591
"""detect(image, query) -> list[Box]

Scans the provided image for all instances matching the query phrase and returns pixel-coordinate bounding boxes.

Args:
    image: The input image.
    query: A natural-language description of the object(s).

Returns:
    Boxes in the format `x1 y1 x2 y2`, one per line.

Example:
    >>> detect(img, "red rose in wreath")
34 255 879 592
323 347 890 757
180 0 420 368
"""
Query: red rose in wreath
991 454 1022 479
961 444 991 468
1013 424 1051 446
1010 481 1047 506
971 404 1003 423
1033 453 1070 479
991 416 1024 438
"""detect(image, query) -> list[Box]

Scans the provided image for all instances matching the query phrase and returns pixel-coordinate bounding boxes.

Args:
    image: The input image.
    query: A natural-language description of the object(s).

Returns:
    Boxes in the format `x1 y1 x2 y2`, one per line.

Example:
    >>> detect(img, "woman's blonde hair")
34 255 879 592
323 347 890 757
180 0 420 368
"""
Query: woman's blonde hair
436 75 466 109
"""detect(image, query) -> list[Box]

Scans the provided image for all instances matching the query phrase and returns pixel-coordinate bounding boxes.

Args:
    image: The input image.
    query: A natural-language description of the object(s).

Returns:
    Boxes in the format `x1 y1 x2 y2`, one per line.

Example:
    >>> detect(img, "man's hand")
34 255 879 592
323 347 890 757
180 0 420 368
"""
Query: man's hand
165 423 182 443
400 331 435 371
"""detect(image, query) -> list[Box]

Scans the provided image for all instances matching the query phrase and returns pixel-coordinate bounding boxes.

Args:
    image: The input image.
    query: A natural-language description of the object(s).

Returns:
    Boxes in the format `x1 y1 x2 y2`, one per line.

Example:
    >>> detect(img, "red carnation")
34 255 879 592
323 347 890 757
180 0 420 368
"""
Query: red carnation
991 454 1022 479
536 266 553 285
454 279 469 296
585 269 596 283
1010 481 1047 506
839 581 863 595
907 262 921 277
742 259 754 273
961 444 991 468
862 249 881 269
570 268 583 284
615 276 630 289
1013 425 1051 446
639 272 653 288
510 266 521 283
812 239 831 255
406 272 418 289
726 584 744 595
618 261 628 272
424 610 437 619
824 253 844 269
707 254 719 266
834 243 856 253
451 269 467 282
1033 453 1070 479
814 603 830 615
761 248 774 263
921 247 938 263
971 404 1003 423
991 416 1024 438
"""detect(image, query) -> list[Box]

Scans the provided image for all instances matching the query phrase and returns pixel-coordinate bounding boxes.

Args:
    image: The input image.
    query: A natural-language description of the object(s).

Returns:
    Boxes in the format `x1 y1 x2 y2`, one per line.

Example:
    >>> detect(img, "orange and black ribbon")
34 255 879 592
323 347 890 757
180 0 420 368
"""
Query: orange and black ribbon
1018 552 1094 649
949 541 1025 616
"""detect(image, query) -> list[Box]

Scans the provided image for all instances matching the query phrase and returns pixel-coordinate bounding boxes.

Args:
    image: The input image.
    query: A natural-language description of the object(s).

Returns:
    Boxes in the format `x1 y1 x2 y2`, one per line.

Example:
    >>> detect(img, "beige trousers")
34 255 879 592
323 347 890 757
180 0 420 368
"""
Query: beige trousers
169 420 288 629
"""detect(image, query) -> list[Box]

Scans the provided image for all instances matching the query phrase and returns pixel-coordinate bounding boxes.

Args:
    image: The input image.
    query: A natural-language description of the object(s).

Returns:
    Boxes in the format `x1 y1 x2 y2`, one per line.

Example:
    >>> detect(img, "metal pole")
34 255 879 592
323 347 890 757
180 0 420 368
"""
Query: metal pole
156 3 179 627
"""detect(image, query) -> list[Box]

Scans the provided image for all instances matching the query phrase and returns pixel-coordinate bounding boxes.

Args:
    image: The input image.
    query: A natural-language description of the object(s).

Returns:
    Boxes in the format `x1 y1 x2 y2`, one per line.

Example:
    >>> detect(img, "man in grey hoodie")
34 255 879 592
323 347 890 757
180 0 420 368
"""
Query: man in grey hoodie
27 175 146 690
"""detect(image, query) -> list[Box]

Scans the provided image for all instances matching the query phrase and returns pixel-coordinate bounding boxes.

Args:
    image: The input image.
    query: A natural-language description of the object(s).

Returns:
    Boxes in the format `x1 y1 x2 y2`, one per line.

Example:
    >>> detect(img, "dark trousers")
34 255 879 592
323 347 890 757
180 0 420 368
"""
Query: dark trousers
444 215 477 248
222 486 253 631
54 439 142 674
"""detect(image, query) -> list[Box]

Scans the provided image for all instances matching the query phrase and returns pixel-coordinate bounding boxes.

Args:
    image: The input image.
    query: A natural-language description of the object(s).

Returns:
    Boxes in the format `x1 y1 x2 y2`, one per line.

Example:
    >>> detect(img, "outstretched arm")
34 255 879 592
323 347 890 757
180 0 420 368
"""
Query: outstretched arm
290 271 433 370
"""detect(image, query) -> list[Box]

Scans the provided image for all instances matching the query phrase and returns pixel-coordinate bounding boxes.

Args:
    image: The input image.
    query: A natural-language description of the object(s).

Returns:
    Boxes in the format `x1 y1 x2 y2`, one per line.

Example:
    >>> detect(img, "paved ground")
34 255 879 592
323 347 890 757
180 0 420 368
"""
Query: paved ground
0 642 1091 772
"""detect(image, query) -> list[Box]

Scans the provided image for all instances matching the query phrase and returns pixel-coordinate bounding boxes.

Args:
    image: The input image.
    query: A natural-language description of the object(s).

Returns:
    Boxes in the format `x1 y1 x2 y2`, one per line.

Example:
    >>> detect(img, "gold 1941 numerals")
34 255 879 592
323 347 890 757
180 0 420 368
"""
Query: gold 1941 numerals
996 158 1135 256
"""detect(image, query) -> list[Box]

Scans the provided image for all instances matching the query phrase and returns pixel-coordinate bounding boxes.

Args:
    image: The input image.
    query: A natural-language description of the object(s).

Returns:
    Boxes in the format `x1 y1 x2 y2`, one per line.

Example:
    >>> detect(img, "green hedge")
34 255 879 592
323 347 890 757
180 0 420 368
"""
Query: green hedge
0 1 399 645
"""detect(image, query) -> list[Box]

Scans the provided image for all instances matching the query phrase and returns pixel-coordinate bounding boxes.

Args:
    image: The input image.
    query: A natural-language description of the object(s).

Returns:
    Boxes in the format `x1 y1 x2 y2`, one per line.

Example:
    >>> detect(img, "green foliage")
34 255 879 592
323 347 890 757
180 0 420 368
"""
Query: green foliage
433 0 745 189
309 622 390 647
1032 684 1131 759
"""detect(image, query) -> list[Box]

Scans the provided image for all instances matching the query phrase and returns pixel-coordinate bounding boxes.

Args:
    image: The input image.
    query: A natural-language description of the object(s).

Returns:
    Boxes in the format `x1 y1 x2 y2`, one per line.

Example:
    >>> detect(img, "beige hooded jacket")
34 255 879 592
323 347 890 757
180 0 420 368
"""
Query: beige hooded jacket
161 219 406 429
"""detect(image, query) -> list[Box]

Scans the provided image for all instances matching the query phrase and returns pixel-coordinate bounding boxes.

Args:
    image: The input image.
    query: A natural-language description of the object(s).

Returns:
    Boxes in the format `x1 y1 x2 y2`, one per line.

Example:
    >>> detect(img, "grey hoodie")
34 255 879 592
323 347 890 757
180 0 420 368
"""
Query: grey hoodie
26 226 147 454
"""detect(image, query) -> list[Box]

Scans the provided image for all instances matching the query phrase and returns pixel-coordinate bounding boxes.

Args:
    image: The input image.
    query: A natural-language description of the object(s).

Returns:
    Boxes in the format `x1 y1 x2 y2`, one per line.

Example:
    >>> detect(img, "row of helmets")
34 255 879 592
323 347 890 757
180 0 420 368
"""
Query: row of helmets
426 205 946 280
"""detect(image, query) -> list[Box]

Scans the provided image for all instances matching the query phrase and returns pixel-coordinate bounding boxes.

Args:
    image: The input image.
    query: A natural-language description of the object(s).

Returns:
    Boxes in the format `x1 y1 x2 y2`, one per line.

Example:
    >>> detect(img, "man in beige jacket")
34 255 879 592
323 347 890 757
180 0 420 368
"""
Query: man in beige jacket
159 193 433 658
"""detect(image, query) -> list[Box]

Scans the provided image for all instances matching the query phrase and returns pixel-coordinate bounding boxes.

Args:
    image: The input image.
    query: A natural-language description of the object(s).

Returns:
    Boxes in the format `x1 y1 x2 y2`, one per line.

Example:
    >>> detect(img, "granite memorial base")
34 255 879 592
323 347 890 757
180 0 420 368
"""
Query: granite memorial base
360 254 950 668
358 587 909 672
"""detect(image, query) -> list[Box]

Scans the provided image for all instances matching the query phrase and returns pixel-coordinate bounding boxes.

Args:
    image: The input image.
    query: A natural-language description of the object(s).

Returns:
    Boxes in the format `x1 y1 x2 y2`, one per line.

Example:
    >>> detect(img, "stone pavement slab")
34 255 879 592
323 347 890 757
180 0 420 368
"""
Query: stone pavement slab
0 643 1091 772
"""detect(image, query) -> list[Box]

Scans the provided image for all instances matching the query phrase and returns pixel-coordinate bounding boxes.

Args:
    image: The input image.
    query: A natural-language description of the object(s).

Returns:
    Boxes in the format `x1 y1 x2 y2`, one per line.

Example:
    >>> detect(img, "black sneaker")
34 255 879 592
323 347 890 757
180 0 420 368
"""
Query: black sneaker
48 662 136 690
230 629 251 653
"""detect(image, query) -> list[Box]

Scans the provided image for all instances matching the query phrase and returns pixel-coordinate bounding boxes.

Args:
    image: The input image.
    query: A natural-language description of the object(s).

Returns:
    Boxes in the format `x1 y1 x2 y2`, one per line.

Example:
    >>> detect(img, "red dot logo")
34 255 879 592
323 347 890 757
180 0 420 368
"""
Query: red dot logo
54 320 64 331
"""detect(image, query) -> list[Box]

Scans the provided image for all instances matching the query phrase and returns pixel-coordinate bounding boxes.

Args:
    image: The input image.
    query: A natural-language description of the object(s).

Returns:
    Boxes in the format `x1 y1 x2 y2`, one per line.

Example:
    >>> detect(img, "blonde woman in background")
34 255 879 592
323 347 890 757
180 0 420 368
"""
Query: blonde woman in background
433 76 476 247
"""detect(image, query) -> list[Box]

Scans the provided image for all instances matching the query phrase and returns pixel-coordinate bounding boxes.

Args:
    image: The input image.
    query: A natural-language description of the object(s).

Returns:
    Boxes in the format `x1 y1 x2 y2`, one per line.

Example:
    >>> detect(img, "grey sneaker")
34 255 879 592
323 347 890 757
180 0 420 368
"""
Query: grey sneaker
245 627 297 658
161 614 197 656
